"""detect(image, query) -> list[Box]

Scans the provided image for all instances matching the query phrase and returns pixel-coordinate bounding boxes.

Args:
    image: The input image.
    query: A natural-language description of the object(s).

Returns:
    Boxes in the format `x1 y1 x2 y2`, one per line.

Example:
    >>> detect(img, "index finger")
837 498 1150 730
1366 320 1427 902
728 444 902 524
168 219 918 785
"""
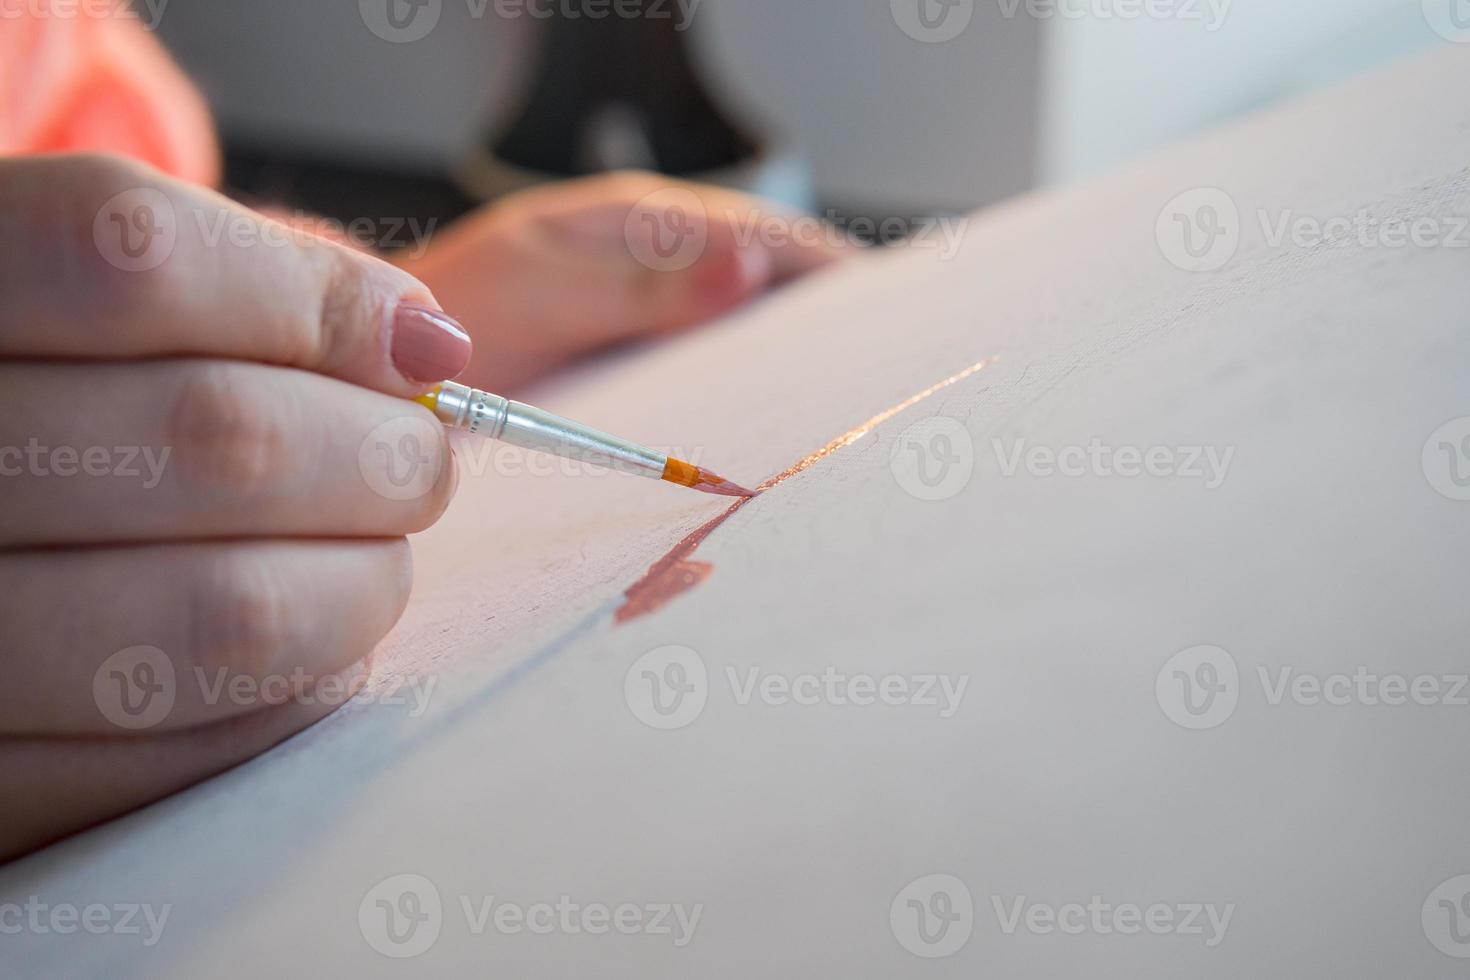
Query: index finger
0 154 471 396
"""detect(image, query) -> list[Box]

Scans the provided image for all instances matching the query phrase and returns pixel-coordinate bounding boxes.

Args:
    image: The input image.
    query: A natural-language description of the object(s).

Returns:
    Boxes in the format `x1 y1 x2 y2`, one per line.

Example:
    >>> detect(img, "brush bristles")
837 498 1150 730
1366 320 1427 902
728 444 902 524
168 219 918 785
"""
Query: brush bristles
661 458 756 498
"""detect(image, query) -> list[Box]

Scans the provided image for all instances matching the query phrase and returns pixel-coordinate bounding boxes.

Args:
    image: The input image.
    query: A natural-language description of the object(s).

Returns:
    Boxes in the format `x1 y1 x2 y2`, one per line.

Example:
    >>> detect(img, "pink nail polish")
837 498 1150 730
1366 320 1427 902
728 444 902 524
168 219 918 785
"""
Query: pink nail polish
392 303 472 384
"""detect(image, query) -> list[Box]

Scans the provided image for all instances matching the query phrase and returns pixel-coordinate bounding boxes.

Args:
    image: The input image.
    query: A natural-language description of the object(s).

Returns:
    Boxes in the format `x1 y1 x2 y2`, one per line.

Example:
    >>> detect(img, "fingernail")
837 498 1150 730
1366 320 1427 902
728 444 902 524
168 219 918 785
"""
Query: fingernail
392 303 472 384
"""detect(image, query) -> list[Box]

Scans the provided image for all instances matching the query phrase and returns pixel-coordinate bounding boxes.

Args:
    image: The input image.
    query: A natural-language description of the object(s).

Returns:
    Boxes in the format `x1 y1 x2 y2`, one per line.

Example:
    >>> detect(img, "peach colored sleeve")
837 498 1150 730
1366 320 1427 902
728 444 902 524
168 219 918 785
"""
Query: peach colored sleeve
0 4 219 186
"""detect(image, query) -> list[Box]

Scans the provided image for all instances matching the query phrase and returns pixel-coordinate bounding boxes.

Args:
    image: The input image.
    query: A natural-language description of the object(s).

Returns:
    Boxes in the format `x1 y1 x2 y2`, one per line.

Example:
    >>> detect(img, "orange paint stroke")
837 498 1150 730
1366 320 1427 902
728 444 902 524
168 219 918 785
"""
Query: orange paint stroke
614 359 991 624
612 508 726 623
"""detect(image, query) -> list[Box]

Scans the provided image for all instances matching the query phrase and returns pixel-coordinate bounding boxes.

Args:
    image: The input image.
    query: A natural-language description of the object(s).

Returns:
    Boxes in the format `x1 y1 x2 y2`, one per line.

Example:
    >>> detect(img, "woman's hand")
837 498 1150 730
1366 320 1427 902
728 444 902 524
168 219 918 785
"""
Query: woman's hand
399 171 851 392
0 154 471 861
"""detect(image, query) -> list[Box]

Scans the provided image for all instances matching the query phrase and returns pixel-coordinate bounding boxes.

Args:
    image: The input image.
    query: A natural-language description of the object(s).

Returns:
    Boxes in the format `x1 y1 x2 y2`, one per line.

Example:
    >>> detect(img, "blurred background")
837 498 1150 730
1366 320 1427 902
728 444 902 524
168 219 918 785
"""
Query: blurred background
153 0 1438 231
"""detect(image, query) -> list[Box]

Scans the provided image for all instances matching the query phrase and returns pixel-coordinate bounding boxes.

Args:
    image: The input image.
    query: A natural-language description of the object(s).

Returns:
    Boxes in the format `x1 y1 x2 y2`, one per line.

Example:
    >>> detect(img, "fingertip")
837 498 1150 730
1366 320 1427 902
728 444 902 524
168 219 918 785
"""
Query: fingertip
769 230 858 283
734 239 776 291
691 237 771 312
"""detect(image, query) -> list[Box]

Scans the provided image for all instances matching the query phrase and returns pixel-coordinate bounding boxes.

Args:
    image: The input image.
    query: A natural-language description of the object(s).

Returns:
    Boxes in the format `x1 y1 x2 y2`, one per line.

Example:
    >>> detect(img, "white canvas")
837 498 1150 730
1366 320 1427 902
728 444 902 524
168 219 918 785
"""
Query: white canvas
4 44 1469 979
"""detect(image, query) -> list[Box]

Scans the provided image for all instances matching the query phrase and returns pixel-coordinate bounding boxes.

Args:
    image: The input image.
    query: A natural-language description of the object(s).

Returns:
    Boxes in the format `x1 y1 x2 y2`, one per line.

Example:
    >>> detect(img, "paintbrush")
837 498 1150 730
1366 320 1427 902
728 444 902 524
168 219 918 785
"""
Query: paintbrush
415 382 755 498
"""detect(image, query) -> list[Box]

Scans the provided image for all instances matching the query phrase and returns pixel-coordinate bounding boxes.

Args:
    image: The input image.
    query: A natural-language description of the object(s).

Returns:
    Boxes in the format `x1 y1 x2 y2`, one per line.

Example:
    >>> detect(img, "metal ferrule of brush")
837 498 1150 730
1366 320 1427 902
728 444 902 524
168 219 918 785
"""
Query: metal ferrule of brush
429 382 668 479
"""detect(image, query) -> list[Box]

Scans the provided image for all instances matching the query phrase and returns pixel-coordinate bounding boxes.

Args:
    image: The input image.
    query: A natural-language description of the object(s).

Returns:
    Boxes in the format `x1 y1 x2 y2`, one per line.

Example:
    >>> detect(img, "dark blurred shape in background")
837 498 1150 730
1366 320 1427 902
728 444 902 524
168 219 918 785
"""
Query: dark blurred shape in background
153 1 1044 237
464 10 778 198
151 1 1430 243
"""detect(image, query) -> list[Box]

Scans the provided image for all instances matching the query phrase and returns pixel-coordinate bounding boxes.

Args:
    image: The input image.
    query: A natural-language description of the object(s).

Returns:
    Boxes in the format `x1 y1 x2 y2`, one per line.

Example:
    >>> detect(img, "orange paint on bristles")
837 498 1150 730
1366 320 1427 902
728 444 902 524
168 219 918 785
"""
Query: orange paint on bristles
661 458 756 498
